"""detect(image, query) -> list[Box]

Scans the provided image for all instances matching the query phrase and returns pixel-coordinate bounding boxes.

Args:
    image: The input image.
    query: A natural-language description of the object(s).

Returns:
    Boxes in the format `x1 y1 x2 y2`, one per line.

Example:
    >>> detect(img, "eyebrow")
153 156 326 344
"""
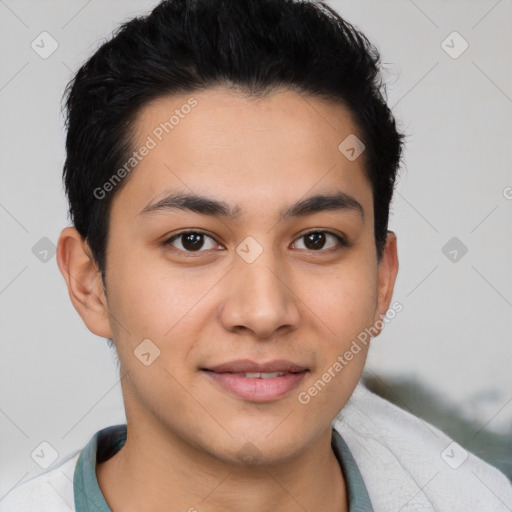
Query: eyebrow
138 191 364 220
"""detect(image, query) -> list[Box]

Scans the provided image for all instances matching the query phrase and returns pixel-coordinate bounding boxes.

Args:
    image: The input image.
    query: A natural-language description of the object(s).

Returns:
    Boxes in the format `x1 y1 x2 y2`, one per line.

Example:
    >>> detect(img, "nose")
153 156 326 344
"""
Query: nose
219 246 301 339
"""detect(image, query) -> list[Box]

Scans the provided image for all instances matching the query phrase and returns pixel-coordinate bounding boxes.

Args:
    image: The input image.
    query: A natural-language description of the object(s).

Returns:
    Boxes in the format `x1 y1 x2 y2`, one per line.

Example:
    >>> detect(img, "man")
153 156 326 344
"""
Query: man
2 0 511 511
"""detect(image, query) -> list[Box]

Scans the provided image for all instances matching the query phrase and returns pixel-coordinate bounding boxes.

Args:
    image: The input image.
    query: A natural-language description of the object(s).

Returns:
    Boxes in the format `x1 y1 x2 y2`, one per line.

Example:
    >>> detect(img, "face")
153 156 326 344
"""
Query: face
59 86 398 466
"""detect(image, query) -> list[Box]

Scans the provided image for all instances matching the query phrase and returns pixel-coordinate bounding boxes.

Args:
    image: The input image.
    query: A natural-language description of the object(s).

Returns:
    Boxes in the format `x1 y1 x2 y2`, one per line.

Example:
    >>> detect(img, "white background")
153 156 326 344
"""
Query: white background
1 0 511 497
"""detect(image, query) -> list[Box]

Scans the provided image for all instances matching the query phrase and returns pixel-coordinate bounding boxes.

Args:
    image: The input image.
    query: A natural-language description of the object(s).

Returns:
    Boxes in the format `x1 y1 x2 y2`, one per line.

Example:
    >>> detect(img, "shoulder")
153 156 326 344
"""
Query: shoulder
332 383 512 512
0 451 80 512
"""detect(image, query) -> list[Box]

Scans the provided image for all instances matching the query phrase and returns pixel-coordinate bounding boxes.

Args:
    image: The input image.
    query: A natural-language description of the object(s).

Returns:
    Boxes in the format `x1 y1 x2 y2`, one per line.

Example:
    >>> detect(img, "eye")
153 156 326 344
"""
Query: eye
292 231 347 252
164 231 221 253
164 229 348 255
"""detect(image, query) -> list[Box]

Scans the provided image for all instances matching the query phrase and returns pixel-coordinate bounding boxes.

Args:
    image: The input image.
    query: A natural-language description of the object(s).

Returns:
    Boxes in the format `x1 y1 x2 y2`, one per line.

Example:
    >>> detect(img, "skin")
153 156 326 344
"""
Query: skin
57 86 398 512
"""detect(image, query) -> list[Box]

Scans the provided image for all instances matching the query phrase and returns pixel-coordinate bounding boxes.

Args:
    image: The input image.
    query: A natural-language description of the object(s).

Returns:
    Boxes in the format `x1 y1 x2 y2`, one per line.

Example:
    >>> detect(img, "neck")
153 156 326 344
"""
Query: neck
96 420 347 512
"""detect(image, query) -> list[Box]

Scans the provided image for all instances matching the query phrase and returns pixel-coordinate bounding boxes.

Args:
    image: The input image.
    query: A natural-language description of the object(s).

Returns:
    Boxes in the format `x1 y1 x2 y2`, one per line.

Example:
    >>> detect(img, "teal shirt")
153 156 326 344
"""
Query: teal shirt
73 424 374 511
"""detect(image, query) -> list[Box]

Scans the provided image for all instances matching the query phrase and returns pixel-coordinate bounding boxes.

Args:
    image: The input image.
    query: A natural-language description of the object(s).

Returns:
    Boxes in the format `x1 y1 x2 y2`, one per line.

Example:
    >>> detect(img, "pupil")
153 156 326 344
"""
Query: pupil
179 232 327 252
183 233 203 251
305 232 325 250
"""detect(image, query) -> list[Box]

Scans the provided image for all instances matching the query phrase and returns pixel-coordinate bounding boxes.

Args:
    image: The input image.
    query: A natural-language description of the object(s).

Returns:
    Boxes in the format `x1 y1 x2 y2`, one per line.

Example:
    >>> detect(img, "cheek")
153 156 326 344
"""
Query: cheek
106 249 214 340
295 268 376 416
333 274 377 334
297 258 378 340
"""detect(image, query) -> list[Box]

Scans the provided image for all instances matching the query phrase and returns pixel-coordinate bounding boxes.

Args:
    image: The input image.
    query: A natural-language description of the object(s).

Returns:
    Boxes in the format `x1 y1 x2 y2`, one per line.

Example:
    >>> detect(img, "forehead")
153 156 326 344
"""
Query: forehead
134 86 361 154
112 86 372 219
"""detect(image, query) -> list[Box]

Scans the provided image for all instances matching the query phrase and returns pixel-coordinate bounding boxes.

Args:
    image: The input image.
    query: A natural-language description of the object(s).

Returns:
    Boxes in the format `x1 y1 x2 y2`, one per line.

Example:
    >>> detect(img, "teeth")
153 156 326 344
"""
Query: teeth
243 372 287 379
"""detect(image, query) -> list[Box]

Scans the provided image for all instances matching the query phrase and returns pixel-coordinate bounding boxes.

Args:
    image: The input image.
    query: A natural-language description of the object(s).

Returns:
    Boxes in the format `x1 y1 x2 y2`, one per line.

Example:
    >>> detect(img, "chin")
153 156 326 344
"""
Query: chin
210 430 310 468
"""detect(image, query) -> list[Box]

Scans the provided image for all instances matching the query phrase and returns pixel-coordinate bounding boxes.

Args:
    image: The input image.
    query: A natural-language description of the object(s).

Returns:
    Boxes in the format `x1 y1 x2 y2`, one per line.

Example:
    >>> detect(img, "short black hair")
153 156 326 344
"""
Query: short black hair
62 0 405 286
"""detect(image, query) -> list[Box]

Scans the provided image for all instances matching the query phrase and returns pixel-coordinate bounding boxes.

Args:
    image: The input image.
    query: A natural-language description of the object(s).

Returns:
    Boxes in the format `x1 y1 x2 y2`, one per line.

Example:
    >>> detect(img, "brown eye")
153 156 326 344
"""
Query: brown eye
293 231 347 251
165 231 219 252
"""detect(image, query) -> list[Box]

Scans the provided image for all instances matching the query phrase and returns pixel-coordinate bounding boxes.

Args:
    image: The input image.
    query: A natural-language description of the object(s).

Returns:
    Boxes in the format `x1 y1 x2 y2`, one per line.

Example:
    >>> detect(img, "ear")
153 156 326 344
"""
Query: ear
56 227 112 338
372 230 399 335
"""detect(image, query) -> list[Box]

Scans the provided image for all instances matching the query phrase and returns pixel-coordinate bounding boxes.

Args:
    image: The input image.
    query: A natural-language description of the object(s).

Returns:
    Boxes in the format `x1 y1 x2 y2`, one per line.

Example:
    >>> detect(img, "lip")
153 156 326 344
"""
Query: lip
204 359 309 373
201 359 310 403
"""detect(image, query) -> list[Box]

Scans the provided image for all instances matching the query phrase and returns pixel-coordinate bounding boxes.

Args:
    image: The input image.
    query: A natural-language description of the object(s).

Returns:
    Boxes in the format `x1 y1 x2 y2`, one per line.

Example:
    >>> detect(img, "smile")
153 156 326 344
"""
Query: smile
200 358 310 402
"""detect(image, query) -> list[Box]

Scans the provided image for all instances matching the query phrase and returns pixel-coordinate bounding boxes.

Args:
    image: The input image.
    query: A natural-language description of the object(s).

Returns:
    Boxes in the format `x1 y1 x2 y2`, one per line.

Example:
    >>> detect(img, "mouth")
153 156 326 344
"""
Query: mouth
200 359 310 402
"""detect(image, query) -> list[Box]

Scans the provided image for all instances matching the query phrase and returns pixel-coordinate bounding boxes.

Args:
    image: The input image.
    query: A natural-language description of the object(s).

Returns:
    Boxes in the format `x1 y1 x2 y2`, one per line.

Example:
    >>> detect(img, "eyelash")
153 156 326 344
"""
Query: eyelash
163 230 349 255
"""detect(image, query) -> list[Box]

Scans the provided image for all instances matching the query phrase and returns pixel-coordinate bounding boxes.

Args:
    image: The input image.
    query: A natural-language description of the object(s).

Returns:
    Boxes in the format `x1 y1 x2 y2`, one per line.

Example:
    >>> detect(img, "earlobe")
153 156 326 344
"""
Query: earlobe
56 227 113 339
372 231 399 335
